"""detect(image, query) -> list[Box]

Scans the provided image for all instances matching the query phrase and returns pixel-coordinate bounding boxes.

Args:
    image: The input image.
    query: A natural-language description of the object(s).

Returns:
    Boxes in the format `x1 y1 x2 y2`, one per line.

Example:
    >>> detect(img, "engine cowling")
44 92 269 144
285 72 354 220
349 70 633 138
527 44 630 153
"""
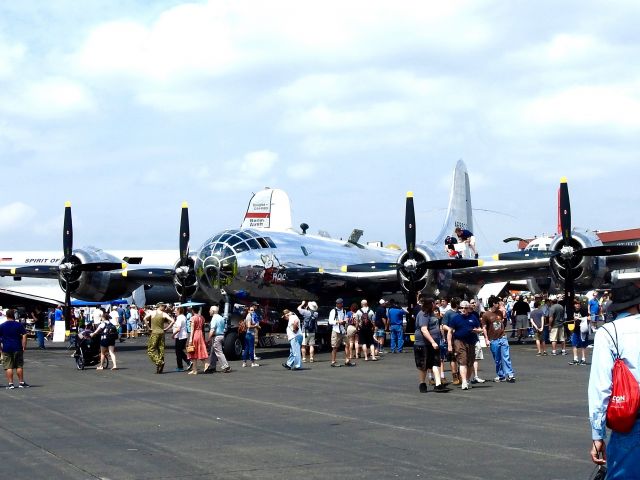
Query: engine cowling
59 247 131 302
396 245 436 294
549 230 606 290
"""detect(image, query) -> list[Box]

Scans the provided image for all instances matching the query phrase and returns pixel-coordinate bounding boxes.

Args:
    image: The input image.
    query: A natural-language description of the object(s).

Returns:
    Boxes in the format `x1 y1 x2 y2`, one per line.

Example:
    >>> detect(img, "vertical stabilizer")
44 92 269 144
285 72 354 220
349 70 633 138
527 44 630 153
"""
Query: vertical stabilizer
241 188 293 231
433 160 473 245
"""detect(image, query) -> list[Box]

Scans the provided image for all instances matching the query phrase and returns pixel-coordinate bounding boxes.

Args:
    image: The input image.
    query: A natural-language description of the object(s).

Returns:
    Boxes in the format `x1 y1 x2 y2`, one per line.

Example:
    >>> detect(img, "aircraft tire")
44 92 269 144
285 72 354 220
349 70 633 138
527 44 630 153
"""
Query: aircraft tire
223 332 243 360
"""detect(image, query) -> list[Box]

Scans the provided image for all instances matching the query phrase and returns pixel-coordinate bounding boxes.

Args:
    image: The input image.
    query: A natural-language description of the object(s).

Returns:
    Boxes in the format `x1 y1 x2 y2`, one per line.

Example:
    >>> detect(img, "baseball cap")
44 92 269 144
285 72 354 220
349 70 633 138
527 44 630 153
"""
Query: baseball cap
336 298 343 304
379 299 386 305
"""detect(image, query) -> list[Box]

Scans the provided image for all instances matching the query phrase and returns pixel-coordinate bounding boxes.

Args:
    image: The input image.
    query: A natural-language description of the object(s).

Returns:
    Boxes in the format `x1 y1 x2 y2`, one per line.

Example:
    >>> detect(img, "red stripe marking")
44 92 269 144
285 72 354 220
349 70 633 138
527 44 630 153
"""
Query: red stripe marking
244 213 270 219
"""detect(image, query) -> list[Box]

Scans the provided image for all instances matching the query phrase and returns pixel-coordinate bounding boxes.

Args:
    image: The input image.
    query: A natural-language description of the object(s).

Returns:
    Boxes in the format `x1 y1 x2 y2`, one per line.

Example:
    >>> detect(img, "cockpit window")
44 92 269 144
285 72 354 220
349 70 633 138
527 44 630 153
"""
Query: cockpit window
256 237 269 248
236 231 251 240
246 238 260 250
264 237 276 248
218 233 232 243
234 242 249 254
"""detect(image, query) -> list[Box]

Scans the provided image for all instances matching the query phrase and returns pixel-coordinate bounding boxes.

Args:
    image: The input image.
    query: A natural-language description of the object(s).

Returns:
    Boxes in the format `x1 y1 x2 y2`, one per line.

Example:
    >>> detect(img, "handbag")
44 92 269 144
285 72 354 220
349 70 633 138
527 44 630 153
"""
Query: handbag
186 344 195 353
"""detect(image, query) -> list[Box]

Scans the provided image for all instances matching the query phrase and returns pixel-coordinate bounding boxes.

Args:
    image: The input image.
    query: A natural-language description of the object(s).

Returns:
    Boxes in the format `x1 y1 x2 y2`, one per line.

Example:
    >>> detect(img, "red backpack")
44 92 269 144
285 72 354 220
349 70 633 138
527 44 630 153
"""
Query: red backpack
602 322 640 433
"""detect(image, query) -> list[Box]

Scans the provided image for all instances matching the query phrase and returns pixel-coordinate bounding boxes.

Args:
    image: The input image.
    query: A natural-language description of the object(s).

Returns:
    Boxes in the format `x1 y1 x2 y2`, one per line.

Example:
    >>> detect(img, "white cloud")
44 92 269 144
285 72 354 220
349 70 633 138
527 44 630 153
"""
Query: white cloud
0 77 94 119
0 202 37 230
237 150 278 178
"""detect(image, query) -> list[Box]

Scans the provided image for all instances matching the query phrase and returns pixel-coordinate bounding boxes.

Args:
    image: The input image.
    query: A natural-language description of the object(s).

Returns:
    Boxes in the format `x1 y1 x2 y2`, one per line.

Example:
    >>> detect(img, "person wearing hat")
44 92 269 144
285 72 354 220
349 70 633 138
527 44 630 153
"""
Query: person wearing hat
282 309 303 370
297 301 319 363
445 300 483 390
328 298 348 367
588 281 640 477
374 299 388 355
143 304 175 373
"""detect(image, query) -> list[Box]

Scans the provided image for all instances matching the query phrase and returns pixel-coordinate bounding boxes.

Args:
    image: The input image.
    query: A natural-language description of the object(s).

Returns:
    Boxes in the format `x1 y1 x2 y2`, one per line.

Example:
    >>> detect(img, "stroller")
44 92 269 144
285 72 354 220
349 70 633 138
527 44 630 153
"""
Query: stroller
73 329 108 370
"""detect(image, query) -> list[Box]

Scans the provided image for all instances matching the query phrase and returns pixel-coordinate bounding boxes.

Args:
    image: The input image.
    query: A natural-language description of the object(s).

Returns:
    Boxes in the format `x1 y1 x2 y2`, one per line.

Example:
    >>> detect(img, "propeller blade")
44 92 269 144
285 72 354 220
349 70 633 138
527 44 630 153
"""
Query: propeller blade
503 237 526 243
423 259 481 269
576 245 639 258
75 262 127 272
564 266 575 324
342 263 398 273
405 192 416 254
495 250 556 261
64 286 72 326
558 178 571 243
179 201 190 264
63 201 73 261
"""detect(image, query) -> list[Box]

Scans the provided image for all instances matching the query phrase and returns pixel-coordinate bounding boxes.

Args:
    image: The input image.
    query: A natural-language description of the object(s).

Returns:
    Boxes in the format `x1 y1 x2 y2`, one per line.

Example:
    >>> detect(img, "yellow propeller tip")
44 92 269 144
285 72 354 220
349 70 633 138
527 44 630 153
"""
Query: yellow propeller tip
121 263 128 270
182 201 188 208
10 268 16 275
560 176 567 184
318 267 324 273
478 259 485 266
340 265 348 273
492 254 499 261
406 191 414 198
64 201 72 208
121 270 128 277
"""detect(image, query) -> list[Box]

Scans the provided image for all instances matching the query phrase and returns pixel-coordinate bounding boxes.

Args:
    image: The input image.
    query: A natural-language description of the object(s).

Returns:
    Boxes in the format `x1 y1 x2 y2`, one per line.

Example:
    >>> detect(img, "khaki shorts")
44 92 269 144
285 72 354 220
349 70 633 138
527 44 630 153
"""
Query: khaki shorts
453 339 475 368
331 331 344 349
2 351 24 370
534 330 545 341
549 326 565 342
302 332 315 346
346 325 357 342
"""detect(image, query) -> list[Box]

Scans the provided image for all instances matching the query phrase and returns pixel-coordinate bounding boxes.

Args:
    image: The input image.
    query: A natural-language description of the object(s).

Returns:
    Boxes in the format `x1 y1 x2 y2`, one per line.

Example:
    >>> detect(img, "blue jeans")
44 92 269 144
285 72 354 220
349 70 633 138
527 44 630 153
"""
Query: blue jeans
286 334 303 369
607 420 640 479
36 330 45 348
390 325 404 352
489 336 515 378
242 331 255 362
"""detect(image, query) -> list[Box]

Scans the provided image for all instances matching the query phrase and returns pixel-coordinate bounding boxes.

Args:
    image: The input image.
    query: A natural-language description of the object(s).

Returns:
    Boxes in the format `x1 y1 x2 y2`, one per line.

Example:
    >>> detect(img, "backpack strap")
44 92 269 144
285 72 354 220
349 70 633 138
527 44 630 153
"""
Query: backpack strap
601 322 620 359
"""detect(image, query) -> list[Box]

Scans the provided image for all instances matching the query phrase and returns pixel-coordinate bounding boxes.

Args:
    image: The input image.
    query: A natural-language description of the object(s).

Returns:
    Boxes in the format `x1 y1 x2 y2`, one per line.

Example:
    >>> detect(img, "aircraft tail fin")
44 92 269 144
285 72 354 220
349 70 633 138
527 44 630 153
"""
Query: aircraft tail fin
434 160 473 246
241 188 293 231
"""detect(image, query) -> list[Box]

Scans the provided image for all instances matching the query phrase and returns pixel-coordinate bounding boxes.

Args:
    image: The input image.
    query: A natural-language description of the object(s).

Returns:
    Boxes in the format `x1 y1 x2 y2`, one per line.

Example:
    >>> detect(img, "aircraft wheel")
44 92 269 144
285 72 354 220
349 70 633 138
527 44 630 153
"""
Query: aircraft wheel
223 332 243 360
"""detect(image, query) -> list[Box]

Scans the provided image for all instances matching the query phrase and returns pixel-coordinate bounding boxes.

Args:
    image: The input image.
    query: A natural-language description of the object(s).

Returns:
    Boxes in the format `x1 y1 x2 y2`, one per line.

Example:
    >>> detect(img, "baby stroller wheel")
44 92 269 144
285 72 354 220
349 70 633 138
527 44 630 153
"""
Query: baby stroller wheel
76 356 85 370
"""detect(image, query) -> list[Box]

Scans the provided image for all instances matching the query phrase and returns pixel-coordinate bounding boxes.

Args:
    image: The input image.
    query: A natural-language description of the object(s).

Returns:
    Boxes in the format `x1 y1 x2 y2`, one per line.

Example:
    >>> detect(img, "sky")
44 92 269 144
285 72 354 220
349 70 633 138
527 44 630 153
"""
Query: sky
1 0 639 257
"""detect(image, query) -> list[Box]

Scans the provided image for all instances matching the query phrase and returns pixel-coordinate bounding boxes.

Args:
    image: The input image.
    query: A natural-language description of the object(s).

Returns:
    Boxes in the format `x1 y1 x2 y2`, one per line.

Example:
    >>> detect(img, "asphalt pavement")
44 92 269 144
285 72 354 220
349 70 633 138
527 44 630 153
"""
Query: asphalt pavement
0 337 597 480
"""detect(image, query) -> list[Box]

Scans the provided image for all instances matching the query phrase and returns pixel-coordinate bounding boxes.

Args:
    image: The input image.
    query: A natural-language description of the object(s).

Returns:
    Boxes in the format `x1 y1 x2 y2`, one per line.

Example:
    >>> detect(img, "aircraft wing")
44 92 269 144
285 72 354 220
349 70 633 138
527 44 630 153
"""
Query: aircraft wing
450 258 552 285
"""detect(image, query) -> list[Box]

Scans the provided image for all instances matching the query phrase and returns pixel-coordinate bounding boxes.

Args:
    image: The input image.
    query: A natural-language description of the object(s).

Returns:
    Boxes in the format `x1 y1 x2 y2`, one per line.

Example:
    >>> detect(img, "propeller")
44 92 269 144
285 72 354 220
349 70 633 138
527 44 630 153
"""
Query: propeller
554 178 635 320
175 202 196 303
56 202 125 324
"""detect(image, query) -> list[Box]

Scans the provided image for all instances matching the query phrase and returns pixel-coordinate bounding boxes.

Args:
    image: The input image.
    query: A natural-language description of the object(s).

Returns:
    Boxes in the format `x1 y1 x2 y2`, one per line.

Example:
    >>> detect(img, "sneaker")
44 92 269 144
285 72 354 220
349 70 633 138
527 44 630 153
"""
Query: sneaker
507 376 516 383
568 359 580 365
242 362 247 368
473 377 486 383
579 360 587 365
551 351 558 356
254 356 261 361
419 383 428 393
18 382 30 388
542 352 548 356
302 358 307 363
282 363 291 370
309 358 314 363
493 376 506 382
434 384 447 392
251 363 260 367
6 384 15 390
561 350 568 356
461 382 469 390
536 352 542 356
223 367 232 373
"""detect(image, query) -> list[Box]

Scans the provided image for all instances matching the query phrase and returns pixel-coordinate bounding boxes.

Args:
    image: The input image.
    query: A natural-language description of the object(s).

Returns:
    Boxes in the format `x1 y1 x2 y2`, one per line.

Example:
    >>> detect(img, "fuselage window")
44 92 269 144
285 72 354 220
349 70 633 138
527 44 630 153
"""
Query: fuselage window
256 237 269 248
237 231 251 240
227 235 243 247
264 237 277 248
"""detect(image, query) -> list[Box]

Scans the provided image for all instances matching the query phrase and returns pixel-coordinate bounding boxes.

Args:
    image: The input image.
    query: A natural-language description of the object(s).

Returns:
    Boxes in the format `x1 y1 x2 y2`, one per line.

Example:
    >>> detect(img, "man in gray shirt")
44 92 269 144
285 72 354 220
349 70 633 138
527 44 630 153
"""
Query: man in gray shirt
547 296 567 355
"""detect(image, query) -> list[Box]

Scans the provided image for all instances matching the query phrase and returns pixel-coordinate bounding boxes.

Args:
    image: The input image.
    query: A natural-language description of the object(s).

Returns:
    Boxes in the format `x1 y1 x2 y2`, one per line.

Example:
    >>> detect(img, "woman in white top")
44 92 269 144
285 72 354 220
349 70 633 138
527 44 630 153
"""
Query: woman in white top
172 307 191 372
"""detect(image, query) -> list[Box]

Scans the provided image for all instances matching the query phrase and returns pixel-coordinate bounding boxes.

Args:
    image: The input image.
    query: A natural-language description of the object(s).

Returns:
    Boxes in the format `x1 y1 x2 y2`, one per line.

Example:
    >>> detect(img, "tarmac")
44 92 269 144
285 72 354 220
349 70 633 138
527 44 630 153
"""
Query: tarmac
0 337 597 480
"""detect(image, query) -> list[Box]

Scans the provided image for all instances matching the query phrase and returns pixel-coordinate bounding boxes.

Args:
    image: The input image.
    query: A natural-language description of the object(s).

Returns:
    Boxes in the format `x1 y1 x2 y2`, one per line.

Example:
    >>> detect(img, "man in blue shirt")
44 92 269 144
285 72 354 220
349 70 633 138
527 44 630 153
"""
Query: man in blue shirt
588 292 601 328
445 300 482 390
454 227 478 259
0 309 30 389
387 300 406 353
588 281 640 478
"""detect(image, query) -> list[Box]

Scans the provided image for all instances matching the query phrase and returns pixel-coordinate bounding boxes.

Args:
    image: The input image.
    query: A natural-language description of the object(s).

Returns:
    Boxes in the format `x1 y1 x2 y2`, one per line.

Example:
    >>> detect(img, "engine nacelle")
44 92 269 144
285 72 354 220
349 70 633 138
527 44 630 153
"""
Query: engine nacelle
173 257 198 299
549 230 606 290
59 247 132 302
